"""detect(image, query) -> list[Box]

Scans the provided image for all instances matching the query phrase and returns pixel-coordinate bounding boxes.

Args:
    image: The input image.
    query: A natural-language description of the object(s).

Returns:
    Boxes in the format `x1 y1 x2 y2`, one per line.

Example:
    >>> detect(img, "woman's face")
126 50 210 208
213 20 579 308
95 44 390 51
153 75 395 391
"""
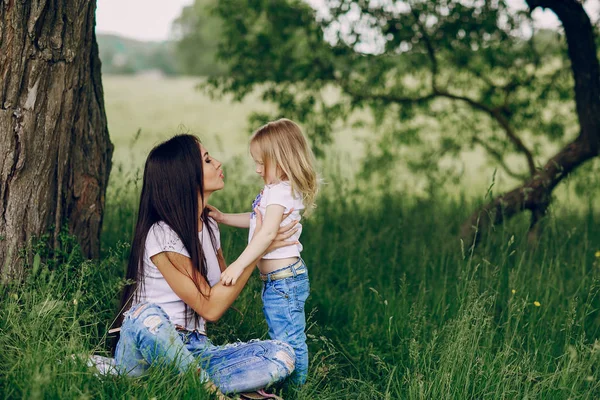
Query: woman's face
200 144 224 194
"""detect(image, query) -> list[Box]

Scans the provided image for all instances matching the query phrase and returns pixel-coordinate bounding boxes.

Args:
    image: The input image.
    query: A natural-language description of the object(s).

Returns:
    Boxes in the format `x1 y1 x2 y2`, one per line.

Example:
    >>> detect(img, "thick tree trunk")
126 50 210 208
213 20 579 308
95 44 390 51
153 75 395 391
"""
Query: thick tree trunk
460 0 600 245
0 0 113 279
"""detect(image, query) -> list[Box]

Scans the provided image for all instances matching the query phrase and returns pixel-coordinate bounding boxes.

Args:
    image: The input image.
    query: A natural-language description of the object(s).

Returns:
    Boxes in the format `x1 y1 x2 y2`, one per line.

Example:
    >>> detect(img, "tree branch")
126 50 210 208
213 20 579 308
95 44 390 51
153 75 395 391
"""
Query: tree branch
462 0 600 245
463 64 500 92
526 0 600 151
471 136 528 181
409 6 439 86
342 79 537 177
435 89 537 176
342 85 437 106
460 135 596 244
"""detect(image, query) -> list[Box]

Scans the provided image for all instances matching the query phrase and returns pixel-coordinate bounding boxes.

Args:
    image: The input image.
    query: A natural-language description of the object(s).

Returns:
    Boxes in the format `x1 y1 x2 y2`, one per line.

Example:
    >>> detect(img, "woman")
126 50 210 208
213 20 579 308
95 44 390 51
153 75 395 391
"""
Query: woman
112 134 298 396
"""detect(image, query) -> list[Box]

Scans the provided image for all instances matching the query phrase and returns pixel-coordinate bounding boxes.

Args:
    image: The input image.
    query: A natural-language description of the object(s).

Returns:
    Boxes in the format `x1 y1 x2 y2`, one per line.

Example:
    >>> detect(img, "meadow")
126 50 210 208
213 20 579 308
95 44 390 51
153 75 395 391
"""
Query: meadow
1 75 600 399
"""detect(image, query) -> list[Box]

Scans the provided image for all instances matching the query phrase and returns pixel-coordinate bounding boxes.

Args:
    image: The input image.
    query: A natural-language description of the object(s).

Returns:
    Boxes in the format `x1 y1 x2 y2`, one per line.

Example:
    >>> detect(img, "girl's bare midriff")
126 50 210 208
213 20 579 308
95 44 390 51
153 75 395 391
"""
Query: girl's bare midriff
258 256 300 275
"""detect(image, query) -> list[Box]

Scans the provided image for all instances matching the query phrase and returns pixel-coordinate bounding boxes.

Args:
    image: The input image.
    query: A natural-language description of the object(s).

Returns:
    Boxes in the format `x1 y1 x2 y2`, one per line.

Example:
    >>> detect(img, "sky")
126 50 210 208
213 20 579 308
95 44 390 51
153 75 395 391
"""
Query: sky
95 0 599 42
95 0 193 41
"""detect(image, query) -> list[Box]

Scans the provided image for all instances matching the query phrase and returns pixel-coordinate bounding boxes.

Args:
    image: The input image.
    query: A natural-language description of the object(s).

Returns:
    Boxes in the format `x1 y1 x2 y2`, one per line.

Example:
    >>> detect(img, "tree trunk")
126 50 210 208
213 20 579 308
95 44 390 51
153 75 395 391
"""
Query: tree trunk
0 0 113 279
460 0 600 246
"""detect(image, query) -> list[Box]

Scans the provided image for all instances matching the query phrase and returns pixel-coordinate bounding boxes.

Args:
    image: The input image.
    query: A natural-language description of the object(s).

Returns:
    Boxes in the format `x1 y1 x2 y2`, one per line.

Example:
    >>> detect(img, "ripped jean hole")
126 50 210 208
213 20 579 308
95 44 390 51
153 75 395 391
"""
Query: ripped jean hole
275 350 295 374
143 315 163 334
123 303 150 319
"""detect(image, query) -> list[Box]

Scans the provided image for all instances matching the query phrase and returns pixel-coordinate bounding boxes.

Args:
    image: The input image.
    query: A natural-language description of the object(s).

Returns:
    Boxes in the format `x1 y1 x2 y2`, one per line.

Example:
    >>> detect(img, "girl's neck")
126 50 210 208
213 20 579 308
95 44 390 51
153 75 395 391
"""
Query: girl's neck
266 178 287 185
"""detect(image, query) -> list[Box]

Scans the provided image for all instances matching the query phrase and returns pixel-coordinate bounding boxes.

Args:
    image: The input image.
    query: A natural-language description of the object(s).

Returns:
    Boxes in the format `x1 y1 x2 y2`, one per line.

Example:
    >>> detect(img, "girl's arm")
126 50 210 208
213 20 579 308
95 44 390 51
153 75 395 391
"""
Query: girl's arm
220 213 251 228
206 204 251 228
220 204 285 286
151 213 299 322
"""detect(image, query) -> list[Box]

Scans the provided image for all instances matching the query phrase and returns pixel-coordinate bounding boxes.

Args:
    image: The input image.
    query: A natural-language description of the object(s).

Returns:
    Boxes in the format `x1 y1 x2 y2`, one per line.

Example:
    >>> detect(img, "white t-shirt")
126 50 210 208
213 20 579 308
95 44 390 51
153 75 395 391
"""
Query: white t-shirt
248 181 304 260
132 218 221 332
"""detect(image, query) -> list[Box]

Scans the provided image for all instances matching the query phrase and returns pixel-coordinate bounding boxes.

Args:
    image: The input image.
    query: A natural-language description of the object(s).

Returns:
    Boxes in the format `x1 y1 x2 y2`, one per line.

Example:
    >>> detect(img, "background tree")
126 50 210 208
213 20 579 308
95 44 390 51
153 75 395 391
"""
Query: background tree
173 0 226 77
97 34 180 76
0 0 113 279
199 0 599 244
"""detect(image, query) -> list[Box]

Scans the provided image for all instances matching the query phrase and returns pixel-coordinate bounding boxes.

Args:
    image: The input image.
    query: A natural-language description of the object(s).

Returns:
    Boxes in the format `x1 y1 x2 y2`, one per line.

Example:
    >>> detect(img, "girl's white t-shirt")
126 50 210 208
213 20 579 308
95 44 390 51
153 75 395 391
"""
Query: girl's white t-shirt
132 218 221 332
248 181 304 260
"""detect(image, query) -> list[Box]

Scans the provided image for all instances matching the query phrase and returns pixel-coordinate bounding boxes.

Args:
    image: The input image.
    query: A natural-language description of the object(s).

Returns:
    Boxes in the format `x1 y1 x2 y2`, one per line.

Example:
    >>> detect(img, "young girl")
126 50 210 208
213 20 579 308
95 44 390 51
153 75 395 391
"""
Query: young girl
210 118 318 385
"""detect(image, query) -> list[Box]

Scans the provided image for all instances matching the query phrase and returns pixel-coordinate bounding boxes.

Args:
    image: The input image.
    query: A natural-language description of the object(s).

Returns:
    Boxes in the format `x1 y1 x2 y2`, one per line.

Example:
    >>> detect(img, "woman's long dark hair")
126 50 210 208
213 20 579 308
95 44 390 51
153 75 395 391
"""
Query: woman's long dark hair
111 134 218 353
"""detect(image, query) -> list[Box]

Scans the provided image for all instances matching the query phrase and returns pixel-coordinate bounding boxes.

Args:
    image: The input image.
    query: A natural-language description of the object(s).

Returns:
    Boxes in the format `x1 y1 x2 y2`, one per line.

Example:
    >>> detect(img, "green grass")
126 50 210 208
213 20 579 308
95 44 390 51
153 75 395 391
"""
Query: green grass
3 161 600 399
2 75 600 398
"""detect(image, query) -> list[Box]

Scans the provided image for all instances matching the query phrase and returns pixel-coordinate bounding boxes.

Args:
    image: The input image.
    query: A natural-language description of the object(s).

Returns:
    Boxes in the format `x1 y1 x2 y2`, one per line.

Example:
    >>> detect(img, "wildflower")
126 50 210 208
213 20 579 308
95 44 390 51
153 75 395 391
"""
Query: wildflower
73 299 78 305
534 301 541 307
511 289 516 294
595 250 600 258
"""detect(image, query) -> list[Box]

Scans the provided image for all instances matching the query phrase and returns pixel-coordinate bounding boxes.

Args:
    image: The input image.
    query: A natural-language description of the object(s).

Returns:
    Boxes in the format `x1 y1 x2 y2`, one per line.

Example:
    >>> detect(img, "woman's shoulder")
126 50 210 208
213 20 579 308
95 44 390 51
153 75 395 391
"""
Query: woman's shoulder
148 221 177 238
146 221 186 254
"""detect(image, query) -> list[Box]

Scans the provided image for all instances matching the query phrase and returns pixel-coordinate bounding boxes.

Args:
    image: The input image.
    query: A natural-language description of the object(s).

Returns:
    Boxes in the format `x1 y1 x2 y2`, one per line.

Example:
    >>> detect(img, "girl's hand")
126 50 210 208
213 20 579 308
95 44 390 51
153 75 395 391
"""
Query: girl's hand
206 204 224 223
254 207 299 253
220 263 245 286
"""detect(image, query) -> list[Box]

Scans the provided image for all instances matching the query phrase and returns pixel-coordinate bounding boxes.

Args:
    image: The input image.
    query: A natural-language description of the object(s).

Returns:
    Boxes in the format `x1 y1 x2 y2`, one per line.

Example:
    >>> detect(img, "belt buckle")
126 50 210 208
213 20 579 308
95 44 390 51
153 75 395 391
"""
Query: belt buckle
261 259 304 282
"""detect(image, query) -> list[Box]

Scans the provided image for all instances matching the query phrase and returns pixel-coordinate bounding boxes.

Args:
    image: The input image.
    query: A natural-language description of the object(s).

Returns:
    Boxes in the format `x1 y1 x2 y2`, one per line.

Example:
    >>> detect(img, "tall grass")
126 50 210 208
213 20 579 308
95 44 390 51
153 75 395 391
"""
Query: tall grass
2 162 600 399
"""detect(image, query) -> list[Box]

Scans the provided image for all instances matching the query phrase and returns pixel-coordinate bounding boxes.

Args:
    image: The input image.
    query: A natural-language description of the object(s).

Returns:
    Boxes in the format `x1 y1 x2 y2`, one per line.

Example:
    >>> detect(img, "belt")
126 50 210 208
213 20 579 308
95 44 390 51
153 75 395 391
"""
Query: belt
175 324 207 336
260 260 307 282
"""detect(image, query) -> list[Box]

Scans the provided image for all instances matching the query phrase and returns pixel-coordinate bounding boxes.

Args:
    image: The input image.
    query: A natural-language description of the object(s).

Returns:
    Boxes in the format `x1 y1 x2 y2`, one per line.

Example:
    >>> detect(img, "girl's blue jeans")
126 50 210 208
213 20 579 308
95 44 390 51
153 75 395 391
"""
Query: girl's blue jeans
262 260 310 385
114 302 295 394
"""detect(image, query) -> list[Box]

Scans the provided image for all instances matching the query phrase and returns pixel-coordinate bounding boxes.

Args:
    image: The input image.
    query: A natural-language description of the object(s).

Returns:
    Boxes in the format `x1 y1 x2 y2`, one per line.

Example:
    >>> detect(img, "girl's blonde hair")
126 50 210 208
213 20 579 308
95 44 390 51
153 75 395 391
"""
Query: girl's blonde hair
250 118 318 214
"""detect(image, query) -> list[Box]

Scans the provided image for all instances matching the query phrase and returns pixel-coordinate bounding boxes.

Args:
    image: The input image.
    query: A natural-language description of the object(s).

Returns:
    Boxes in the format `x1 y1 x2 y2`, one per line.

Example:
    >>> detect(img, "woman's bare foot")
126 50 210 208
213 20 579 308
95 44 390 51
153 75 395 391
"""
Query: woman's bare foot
205 381 238 400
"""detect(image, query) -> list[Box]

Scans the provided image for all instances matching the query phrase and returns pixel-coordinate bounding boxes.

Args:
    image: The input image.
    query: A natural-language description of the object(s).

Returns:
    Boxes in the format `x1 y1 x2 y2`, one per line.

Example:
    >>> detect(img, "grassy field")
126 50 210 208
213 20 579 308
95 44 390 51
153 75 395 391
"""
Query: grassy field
104 75 375 175
3 172 600 399
104 75 600 204
1 75 600 399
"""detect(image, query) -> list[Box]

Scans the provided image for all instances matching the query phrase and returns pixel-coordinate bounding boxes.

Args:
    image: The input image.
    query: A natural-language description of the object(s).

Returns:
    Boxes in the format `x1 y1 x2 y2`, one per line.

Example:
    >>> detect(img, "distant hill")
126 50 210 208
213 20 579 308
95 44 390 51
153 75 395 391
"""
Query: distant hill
96 34 180 76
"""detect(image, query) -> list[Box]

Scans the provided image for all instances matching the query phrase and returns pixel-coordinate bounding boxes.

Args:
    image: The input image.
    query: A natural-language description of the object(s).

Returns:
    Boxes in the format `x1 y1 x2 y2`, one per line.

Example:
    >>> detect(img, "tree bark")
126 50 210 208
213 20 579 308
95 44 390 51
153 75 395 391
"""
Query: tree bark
460 0 600 245
0 0 113 279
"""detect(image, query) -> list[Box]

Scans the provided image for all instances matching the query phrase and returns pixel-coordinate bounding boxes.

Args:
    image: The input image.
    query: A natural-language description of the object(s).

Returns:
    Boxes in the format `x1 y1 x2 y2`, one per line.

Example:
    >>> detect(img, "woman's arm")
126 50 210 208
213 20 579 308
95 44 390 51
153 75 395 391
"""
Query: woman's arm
216 248 227 273
220 204 285 286
151 251 258 322
151 213 299 322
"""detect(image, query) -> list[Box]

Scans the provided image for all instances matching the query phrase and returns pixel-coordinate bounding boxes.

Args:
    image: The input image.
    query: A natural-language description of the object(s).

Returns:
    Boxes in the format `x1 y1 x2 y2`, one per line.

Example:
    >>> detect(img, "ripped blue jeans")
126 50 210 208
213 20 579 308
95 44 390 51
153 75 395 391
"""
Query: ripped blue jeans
114 302 295 394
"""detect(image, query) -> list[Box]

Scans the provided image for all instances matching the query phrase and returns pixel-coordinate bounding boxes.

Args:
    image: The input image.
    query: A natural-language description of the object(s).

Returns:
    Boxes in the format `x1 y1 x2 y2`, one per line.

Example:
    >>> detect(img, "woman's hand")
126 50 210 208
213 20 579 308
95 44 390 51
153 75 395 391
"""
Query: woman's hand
206 204 224 223
253 207 299 254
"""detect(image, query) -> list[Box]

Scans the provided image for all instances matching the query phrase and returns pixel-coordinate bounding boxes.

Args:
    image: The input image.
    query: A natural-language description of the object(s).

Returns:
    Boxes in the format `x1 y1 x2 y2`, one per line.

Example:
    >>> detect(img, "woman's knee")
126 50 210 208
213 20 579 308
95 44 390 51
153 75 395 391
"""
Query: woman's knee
270 340 296 376
124 303 171 335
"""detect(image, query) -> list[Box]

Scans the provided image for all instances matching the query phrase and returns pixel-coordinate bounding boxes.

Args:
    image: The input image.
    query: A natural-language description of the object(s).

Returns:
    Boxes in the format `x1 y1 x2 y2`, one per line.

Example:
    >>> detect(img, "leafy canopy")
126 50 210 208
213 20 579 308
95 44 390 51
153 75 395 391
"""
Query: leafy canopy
202 0 575 181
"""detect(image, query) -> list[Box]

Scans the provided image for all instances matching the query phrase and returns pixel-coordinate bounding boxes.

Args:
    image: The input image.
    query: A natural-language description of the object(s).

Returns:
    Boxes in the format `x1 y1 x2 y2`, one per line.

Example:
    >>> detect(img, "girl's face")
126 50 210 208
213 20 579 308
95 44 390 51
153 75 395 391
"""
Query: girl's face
200 144 224 195
250 142 278 184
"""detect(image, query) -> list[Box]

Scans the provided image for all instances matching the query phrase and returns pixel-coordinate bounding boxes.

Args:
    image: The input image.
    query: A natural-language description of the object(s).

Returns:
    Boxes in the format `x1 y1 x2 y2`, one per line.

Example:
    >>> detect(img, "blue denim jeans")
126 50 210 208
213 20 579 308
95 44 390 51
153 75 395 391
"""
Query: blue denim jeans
262 260 310 385
114 302 295 394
